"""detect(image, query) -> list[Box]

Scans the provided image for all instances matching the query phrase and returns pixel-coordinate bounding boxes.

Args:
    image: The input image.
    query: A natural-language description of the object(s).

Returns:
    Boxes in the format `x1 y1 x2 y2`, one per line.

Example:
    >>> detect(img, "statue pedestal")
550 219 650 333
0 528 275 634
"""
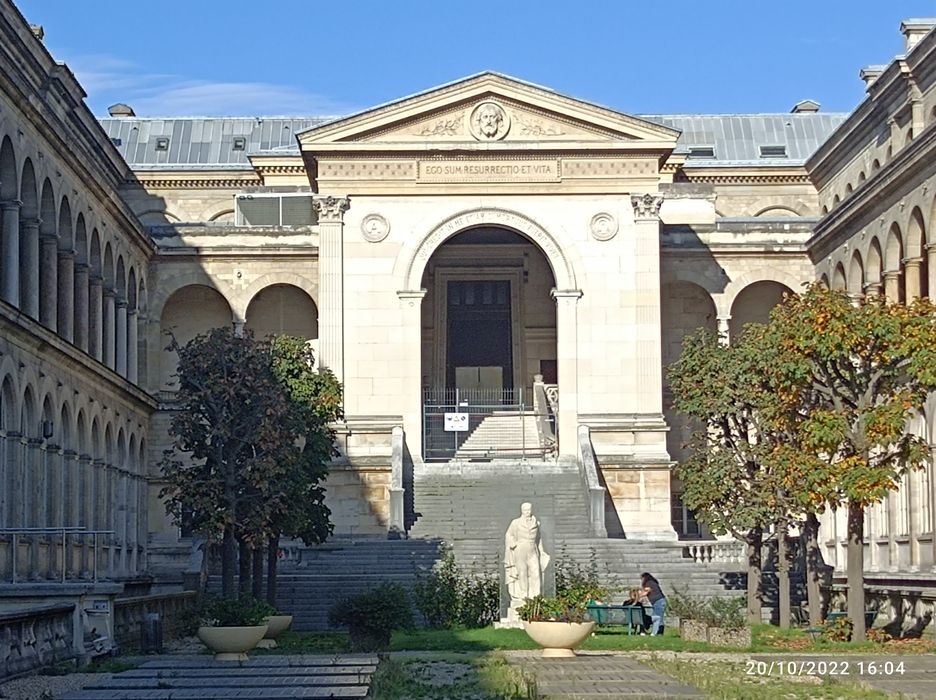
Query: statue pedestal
494 599 525 629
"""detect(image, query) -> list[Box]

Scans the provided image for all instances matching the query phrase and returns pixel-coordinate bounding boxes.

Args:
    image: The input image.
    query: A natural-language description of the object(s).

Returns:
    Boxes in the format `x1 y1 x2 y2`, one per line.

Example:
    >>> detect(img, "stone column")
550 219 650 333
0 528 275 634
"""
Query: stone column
56 251 75 342
62 449 77 577
1 200 21 307
887 489 899 571
128 476 138 574
398 290 426 459
116 299 128 377
313 196 350 385
927 244 936 301
78 455 93 577
89 276 103 361
868 503 878 572
73 263 89 352
904 258 922 302
552 289 582 457
103 287 116 369
45 443 62 580
2 431 21 527
25 437 43 579
909 469 920 571
127 309 139 384
883 270 901 303
39 234 58 330
716 315 731 345
930 446 936 573
864 282 883 298
19 218 40 319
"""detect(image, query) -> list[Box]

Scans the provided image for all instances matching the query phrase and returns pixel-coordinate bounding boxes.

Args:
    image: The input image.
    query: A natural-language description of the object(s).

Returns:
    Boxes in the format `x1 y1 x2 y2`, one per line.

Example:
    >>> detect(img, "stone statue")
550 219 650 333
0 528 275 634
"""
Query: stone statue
504 502 550 604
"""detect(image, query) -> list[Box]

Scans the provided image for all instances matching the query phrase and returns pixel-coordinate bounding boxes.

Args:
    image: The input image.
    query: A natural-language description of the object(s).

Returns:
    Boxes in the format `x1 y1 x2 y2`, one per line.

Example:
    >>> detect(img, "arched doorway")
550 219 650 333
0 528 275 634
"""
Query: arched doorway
245 284 319 341
729 280 793 339
419 226 557 459
159 285 232 391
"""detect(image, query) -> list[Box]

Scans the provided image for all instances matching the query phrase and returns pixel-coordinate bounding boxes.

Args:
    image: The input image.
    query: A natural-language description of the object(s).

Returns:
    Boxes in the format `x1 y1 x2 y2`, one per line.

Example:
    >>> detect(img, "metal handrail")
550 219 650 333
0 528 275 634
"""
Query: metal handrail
0 527 116 584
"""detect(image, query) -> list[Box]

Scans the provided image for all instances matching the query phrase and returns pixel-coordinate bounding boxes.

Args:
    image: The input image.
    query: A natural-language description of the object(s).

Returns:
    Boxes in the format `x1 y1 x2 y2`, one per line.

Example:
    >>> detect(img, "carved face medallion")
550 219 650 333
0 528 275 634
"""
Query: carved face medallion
469 101 510 140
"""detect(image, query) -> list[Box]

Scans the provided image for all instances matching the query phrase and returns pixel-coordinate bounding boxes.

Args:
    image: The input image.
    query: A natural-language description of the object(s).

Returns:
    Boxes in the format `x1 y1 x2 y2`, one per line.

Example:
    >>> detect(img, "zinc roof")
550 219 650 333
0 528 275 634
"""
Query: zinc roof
98 112 848 171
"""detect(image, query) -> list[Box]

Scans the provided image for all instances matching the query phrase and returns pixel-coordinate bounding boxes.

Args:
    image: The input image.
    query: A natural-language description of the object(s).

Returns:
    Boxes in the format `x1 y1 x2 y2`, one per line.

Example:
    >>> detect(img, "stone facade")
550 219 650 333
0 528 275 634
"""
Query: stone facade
1 0 935 603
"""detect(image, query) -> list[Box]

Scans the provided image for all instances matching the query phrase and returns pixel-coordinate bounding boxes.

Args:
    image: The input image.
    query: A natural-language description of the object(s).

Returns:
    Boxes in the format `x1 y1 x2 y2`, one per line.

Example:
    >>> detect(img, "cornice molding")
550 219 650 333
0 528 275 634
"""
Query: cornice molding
128 173 262 189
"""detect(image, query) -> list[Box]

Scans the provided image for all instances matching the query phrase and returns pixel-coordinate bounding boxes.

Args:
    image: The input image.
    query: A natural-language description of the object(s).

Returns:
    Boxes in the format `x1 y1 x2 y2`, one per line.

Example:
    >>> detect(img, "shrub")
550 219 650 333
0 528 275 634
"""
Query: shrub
412 544 499 629
821 616 853 642
200 595 273 627
668 589 746 630
555 547 610 604
328 582 414 651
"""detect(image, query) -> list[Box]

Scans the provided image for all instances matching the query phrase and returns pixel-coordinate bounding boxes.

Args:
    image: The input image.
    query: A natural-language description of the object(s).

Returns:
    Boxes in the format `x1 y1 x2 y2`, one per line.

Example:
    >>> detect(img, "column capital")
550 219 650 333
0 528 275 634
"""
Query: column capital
57 250 76 261
0 199 22 211
103 286 117 298
74 262 90 273
551 289 583 301
903 256 924 267
20 217 41 229
313 196 350 223
89 273 103 285
39 232 58 243
883 269 901 280
630 193 664 220
116 298 128 309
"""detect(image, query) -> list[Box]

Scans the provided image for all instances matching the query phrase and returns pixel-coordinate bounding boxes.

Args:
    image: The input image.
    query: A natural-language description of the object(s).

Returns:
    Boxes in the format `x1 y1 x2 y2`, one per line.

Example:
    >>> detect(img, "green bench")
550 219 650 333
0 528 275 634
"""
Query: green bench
586 603 649 635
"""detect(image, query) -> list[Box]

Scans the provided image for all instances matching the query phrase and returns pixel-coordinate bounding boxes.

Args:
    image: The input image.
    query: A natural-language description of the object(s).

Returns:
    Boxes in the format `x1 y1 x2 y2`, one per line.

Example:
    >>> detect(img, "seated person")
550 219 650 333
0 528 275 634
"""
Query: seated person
626 587 653 633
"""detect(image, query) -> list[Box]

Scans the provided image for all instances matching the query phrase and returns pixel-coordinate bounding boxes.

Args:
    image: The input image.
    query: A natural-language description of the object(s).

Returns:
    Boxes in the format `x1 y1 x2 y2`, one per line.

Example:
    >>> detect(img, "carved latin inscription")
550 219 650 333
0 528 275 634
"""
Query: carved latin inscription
417 159 560 183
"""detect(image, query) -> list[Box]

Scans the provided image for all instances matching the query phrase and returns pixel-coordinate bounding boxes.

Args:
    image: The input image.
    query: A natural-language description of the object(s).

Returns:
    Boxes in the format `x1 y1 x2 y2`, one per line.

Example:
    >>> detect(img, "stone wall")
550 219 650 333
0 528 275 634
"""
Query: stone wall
0 603 76 680
113 591 198 653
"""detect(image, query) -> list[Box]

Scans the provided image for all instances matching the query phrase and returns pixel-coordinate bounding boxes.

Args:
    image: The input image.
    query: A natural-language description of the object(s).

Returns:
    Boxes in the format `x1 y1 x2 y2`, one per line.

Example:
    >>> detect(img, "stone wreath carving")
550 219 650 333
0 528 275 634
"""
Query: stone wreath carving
361 213 390 243
589 212 618 241
469 101 510 141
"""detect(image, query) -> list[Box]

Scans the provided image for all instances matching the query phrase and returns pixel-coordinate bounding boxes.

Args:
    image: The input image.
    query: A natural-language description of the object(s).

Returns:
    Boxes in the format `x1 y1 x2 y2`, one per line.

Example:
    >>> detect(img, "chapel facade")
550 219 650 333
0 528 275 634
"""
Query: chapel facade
1 0 935 615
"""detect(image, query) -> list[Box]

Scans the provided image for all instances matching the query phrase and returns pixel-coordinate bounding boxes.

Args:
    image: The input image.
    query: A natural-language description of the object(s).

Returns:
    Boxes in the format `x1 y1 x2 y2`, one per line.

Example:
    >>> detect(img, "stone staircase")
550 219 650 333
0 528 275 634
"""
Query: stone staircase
238 458 747 631
453 412 545 459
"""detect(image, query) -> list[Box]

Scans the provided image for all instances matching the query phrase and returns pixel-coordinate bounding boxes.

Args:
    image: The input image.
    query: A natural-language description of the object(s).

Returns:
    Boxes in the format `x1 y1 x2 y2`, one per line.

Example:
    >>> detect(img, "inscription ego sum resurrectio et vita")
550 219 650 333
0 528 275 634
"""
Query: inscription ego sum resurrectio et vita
417 159 560 183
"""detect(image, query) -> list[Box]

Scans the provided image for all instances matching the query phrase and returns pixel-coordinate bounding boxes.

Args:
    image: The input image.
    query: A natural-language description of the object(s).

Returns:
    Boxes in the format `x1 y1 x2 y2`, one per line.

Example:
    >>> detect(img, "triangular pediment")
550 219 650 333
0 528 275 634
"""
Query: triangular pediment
297 73 679 152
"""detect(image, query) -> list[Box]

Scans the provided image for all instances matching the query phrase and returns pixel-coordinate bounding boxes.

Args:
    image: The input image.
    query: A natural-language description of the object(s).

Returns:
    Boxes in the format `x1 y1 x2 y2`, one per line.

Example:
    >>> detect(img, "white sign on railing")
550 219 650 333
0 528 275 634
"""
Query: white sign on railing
443 412 469 432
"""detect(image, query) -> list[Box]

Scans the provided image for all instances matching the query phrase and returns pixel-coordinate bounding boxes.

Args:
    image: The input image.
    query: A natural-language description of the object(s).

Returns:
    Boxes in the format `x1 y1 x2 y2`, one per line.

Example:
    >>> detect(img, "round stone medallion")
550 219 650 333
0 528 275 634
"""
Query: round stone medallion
469 101 510 141
589 212 618 241
361 213 390 243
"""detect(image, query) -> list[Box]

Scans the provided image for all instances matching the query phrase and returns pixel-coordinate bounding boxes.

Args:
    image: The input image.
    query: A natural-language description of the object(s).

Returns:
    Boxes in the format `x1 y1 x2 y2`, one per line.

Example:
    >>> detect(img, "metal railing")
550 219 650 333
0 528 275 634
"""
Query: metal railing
0 527 116 583
422 386 554 461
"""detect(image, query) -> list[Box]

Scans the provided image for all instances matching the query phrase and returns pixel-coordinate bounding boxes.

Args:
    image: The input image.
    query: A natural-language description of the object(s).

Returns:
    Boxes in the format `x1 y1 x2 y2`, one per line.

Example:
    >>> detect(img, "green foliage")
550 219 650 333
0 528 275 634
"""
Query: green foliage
200 595 273 627
554 548 610 605
413 545 499 629
668 589 746 630
328 582 414 651
821 616 854 642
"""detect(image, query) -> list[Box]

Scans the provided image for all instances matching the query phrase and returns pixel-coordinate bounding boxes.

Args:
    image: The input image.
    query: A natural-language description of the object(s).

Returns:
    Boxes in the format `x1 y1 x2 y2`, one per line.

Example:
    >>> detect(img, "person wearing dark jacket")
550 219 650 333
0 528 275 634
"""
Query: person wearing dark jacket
640 572 666 635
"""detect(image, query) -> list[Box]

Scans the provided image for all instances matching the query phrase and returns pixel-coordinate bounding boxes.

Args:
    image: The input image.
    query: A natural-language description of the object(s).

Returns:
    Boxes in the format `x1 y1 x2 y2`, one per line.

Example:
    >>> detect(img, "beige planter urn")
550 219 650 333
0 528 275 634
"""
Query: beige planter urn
522 620 596 658
197 625 268 661
255 614 293 649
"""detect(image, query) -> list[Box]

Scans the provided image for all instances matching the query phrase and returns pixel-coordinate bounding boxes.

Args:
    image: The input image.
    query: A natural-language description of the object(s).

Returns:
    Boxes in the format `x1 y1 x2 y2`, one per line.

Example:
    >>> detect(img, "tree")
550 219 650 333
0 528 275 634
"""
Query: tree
767 285 936 640
159 328 333 597
669 325 801 625
263 335 342 606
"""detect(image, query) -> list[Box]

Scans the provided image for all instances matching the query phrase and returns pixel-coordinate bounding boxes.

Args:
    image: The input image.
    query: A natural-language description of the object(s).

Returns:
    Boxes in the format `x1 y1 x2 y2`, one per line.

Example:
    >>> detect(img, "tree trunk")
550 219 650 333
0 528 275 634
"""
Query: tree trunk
252 543 264 599
266 534 280 608
747 528 763 625
238 537 251 595
221 526 236 597
803 512 824 627
847 502 866 641
778 522 790 629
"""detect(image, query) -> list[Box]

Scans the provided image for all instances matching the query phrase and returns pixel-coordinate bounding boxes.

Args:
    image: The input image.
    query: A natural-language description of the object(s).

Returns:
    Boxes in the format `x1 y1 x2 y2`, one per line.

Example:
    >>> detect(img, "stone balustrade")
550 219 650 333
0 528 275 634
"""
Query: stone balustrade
0 603 76 680
113 591 198 653
681 540 746 564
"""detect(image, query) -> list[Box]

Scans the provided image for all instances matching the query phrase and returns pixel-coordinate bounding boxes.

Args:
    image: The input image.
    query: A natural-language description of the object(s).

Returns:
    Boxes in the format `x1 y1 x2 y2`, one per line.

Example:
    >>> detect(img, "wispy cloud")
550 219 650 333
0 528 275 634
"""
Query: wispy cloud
56 51 357 117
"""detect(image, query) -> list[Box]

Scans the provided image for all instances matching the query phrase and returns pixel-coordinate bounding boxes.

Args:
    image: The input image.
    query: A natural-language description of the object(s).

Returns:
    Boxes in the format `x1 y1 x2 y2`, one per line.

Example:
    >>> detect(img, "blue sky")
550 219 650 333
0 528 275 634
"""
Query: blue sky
14 0 936 117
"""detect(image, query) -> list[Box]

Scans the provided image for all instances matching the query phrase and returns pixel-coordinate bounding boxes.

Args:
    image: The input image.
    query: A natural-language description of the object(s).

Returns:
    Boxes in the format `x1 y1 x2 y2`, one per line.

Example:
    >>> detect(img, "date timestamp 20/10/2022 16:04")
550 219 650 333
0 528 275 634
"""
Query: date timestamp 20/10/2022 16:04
746 660 906 677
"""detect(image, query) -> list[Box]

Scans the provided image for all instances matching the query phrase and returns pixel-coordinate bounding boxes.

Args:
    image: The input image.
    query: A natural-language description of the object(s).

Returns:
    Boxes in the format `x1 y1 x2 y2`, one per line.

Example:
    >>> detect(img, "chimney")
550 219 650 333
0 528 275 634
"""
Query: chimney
900 18 936 52
791 100 820 114
107 103 136 118
29 24 44 41
860 65 886 90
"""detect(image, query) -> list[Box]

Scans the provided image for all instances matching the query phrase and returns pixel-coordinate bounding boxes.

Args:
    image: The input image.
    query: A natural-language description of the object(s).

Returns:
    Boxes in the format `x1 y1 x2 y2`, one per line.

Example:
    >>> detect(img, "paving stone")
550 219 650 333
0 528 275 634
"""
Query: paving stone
59 654 374 699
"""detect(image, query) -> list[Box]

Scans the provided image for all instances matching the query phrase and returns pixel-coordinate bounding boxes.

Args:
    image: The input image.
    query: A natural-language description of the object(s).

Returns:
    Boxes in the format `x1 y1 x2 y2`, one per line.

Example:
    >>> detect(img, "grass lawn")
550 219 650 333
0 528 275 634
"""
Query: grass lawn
369 653 535 700
266 624 935 655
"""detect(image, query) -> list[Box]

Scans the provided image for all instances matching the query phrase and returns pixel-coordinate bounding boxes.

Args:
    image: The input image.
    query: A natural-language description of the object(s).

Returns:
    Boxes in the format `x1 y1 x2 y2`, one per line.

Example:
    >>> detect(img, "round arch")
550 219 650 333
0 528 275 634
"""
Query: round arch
237 272 317 320
753 205 802 217
400 208 577 291
719 269 804 318
159 284 234 391
729 280 794 339
848 251 864 295
0 135 17 201
244 283 318 340
150 271 233 322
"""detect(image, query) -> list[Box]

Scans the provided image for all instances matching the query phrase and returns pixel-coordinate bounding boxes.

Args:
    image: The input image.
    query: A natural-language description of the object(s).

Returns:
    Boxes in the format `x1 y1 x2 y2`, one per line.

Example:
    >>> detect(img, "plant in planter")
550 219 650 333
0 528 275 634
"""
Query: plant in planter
246 598 293 650
517 583 605 658
670 590 750 648
328 582 414 652
197 595 270 661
